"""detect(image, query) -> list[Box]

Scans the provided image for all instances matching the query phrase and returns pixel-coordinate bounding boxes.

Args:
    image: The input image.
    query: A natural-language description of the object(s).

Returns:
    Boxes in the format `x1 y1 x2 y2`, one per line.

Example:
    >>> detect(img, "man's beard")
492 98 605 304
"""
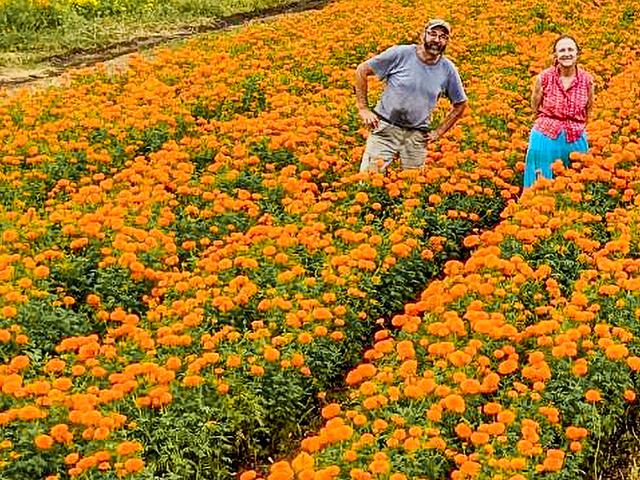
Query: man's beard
424 41 446 55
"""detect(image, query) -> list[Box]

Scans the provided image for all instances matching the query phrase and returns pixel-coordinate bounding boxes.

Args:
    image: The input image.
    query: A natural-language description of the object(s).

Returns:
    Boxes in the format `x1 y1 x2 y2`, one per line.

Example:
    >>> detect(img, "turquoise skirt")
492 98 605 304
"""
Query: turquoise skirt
523 129 588 188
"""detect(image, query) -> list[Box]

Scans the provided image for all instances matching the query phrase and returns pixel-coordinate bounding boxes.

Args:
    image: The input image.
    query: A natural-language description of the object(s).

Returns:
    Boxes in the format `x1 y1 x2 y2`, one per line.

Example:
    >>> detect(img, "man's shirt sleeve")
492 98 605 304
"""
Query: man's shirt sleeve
445 64 467 104
366 46 401 81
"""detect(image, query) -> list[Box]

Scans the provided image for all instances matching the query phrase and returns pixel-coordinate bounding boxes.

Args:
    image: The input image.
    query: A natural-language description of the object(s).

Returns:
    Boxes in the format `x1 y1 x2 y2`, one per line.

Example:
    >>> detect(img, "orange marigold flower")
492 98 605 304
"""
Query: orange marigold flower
455 423 473 439
389 474 407 480
343 450 358 462
541 449 565 472
627 356 640 371
585 389 602 403
124 457 144 473
321 403 341 419
34 434 54 449
565 426 588 441
291 452 314 473
0 329 10 342
470 431 490 445
263 347 280 362
269 460 295 480
483 402 502 415
496 409 516 424
1 306 17 318
44 358 66 373
10 355 30 371
605 344 629 360
50 424 73 444
368 458 389 474
498 359 518 375
572 358 588 376
442 394 466 413
459 460 481 476
463 235 481 248
116 441 142 456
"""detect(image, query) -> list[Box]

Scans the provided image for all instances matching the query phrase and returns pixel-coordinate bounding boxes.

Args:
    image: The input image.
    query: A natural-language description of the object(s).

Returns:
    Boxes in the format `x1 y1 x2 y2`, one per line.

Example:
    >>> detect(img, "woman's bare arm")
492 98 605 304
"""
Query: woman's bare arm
586 80 594 121
531 75 543 116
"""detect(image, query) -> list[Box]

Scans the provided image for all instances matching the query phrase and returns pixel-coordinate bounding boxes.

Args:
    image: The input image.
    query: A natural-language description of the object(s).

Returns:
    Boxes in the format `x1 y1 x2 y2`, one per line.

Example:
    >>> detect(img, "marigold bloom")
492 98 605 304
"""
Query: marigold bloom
50 424 73 444
443 394 466 413
34 434 54 449
116 441 142 456
624 389 637 402
566 426 588 441
455 423 472 439
585 389 602 402
321 403 341 419
124 458 144 473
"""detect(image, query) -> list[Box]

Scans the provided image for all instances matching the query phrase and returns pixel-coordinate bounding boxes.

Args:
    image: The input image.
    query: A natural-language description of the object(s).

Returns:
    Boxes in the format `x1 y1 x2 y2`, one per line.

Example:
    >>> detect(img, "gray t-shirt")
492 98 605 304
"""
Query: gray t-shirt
367 45 467 129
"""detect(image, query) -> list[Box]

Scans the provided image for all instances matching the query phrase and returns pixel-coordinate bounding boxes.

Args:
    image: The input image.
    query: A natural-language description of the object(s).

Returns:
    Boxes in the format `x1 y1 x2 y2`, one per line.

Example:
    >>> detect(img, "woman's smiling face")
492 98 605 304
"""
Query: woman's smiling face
554 38 579 68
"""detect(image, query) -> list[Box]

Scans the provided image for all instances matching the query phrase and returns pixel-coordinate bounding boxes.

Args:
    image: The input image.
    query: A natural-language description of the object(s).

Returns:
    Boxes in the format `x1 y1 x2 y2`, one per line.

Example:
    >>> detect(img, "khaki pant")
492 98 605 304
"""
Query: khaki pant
359 120 427 172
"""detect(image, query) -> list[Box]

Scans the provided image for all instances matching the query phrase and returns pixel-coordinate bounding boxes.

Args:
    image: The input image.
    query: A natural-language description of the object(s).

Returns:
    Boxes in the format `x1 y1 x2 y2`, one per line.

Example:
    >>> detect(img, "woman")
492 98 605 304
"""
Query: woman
523 34 594 188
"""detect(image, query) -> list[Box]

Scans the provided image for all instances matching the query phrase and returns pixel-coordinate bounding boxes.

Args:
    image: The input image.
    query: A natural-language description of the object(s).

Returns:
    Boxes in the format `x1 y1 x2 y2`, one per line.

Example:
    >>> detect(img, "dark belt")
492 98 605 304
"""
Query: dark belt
374 111 430 133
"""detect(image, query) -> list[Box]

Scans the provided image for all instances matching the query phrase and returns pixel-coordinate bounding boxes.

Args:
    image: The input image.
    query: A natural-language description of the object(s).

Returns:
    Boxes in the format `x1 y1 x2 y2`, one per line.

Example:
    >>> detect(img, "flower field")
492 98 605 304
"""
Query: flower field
253 63 640 479
1 0 640 479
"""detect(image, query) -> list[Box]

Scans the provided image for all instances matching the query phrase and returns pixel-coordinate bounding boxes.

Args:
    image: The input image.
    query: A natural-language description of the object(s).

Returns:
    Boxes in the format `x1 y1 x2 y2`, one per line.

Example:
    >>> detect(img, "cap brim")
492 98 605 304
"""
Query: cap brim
426 25 450 34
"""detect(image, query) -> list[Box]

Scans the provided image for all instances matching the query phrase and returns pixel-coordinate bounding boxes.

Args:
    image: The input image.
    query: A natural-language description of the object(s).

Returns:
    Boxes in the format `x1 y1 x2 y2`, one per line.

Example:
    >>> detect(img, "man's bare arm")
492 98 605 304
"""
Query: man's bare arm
355 62 379 129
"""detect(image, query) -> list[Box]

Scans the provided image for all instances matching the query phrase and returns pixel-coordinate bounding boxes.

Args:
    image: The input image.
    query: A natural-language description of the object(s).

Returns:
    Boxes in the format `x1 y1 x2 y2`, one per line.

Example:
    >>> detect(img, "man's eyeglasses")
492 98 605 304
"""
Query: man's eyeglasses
425 30 449 41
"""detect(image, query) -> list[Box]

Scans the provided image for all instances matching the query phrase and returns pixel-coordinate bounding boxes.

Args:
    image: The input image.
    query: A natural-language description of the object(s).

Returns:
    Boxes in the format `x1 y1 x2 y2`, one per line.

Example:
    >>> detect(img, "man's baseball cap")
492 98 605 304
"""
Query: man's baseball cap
425 19 451 35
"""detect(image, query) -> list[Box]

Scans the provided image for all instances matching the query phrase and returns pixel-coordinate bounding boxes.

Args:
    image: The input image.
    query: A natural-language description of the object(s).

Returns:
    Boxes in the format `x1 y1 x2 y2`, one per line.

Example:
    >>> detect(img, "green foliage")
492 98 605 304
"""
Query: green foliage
190 74 268 121
0 299 99 362
50 255 154 314
529 3 561 34
474 42 517 56
330 40 380 67
365 250 439 319
0 0 65 32
580 181 622 216
620 6 636 27
130 372 317 479
0 436 66 480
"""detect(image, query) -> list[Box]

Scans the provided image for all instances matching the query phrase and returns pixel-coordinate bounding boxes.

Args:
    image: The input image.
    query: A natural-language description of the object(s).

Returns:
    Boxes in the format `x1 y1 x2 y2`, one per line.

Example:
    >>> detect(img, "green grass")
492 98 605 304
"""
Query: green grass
0 0 315 68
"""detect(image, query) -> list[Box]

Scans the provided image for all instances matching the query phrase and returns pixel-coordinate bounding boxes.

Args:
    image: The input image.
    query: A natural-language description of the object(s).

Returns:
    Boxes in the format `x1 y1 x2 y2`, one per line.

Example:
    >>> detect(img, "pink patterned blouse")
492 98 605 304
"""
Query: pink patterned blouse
533 66 593 143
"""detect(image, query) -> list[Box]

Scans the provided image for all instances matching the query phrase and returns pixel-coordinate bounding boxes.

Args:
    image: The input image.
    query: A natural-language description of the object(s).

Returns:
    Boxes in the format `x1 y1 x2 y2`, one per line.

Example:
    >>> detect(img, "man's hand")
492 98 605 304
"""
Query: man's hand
424 130 440 143
359 108 379 129
426 101 467 144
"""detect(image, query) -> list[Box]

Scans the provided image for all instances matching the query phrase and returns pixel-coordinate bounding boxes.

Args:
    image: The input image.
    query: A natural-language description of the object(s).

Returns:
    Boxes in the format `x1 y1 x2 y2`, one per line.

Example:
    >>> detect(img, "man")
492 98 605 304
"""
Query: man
355 19 468 172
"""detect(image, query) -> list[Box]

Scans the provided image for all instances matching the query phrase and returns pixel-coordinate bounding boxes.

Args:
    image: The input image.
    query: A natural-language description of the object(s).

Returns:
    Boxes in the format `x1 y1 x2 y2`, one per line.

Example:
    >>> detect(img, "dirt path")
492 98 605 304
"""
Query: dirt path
0 0 329 92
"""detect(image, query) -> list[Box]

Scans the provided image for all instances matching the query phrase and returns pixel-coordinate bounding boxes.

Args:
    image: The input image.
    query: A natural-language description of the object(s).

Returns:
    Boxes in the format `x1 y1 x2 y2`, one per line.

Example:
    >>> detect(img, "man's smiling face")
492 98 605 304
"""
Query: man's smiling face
423 26 449 55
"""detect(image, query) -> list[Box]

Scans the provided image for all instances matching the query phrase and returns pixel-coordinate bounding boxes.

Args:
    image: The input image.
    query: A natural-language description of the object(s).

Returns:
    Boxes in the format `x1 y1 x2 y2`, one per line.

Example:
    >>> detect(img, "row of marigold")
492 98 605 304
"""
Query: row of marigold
246 55 640 480
1 0 639 478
